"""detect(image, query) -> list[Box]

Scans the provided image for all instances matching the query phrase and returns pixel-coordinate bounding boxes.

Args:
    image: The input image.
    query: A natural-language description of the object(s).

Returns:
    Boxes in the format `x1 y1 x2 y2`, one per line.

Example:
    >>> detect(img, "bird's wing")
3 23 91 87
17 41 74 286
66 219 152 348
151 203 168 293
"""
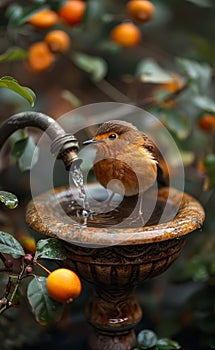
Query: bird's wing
141 132 169 186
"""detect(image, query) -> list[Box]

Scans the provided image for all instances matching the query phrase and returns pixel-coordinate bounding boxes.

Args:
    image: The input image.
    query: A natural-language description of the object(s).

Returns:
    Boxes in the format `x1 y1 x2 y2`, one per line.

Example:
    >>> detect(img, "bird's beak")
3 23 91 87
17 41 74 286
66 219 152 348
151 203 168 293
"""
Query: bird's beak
82 138 103 145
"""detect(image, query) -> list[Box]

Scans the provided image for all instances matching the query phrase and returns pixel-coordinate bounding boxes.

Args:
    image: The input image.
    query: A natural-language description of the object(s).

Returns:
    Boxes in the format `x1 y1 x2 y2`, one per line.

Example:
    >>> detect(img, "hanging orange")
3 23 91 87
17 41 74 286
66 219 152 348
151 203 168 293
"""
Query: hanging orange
46 268 82 303
27 42 55 73
126 0 155 23
45 30 71 53
28 9 59 29
198 114 215 132
58 0 86 26
110 22 142 47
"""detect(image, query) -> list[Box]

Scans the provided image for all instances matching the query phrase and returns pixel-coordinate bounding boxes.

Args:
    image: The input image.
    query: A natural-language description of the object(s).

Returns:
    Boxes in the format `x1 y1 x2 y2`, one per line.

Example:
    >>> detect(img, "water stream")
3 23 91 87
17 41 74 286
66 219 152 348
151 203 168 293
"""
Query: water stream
70 164 92 226
71 165 89 209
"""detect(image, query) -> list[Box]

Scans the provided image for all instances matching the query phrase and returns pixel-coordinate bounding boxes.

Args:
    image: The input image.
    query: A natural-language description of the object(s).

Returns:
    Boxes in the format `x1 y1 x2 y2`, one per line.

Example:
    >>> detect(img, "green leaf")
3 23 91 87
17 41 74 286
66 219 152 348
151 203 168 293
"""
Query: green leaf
136 58 173 83
0 76 36 106
11 138 28 161
61 90 82 107
0 231 25 258
157 338 181 350
6 4 48 27
176 57 212 93
204 154 215 170
17 6 48 26
0 47 28 63
10 134 39 171
203 154 215 188
18 136 39 172
35 238 67 261
84 0 105 24
72 53 107 82
49 0 65 11
32 0 47 4
99 40 121 54
0 191 18 209
192 37 215 65
186 0 213 7
162 109 190 140
193 96 215 113
137 330 157 349
27 276 64 325
9 129 26 145
5 4 23 22
180 150 195 166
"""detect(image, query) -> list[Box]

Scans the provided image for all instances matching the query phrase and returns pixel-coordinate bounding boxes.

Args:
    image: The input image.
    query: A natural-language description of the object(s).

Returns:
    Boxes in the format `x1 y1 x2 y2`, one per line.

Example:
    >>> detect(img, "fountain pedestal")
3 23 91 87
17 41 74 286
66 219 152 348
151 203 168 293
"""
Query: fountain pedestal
25 186 205 350
86 288 140 350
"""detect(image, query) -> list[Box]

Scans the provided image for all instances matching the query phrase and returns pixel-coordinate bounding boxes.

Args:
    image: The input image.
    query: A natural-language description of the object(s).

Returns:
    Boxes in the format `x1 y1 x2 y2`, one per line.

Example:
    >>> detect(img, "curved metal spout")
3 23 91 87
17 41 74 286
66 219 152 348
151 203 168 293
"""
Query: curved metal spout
0 111 82 169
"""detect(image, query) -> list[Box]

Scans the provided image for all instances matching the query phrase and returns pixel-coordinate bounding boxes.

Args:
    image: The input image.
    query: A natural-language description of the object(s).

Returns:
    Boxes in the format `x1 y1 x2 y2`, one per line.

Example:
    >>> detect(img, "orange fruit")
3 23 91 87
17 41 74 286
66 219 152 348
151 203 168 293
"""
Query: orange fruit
198 114 215 132
46 268 82 303
45 30 71 53
17 231 36 255
27 41 55 73
154 74 184 108
58 0 86 26
197 158 207 173
20 236 36 254
126 0 155 23
28 9 59 29
162 74 184 94
110 22 142 47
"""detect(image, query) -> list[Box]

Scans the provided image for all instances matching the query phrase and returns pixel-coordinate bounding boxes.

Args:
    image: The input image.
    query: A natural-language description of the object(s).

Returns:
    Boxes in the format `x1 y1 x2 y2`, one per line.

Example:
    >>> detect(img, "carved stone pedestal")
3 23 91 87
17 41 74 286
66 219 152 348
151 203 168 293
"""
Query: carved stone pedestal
25 186 205 350
86 288 141 350
88 330 137 350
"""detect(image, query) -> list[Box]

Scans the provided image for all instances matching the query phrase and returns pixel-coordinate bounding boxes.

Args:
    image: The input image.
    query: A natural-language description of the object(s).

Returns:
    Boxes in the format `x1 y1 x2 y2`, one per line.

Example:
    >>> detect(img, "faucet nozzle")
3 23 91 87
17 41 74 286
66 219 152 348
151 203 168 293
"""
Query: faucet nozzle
51 134 82 170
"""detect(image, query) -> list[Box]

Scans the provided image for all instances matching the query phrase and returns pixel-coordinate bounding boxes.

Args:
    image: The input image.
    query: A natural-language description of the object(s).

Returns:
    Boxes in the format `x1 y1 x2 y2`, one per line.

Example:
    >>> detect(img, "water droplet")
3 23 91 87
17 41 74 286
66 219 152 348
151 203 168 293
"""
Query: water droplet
70 165 90 210
82 209 88 217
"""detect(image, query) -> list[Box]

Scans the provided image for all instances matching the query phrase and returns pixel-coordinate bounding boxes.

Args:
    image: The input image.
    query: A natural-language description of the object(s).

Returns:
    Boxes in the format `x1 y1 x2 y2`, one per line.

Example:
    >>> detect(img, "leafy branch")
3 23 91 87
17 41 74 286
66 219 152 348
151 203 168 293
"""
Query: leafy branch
0 191 74 325
0 223 66 325
0 76 35 107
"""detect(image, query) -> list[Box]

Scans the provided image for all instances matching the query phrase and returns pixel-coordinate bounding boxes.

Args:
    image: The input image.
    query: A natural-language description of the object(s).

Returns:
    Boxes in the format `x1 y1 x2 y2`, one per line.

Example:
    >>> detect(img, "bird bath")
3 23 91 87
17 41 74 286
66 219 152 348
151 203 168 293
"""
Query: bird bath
25 183 205 350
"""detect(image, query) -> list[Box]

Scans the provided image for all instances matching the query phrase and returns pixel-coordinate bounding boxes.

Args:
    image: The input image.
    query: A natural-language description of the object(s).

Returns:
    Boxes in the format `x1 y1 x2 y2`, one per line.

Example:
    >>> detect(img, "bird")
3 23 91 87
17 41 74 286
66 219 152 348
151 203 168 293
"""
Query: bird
83 120 168 225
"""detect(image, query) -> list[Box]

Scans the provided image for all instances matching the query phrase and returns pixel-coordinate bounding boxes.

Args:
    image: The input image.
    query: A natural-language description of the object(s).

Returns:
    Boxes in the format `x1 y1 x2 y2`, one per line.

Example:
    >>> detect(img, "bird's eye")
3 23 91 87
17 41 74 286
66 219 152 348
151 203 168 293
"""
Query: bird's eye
108 133 117 140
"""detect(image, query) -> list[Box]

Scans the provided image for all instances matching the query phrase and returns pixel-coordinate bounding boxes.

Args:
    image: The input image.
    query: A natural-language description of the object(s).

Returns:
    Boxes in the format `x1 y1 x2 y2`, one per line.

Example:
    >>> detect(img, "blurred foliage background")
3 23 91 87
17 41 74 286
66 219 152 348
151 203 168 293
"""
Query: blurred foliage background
0 0 215 349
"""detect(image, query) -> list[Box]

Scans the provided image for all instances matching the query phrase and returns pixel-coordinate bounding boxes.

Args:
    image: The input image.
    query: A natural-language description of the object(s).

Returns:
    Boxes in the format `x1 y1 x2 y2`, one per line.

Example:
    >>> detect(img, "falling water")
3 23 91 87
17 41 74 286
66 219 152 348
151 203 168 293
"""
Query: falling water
70 164 91 226
71 164 89 209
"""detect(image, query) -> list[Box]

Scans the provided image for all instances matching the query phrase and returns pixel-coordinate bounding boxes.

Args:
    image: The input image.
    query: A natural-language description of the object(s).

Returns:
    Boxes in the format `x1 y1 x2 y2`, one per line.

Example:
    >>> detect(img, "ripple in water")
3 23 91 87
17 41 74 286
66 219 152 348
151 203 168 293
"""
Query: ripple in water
69 166 176 228
62 191 175 229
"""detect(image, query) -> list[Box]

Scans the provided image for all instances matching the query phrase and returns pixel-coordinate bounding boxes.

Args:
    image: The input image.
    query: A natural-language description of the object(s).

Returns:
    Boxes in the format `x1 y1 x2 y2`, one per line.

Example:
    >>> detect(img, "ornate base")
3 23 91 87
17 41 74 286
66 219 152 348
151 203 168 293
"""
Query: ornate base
88 330 137 350
85 288 142 349
62 239 186 350
25 185 205 350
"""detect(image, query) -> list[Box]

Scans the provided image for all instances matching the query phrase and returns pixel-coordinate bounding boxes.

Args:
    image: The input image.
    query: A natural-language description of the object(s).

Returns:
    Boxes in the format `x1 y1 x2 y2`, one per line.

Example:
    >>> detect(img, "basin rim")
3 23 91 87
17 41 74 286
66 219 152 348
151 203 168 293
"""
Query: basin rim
25 185 205 247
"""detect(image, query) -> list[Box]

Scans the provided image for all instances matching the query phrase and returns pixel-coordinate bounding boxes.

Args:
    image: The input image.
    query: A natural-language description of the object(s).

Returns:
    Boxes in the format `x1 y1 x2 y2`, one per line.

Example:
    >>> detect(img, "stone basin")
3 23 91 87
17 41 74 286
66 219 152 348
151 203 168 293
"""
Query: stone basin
25 185 205 350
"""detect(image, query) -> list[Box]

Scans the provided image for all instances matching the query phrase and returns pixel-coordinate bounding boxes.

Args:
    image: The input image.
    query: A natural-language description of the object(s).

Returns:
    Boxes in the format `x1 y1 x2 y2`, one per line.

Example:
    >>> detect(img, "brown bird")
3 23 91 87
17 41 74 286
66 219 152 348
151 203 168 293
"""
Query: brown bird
83 120 167 224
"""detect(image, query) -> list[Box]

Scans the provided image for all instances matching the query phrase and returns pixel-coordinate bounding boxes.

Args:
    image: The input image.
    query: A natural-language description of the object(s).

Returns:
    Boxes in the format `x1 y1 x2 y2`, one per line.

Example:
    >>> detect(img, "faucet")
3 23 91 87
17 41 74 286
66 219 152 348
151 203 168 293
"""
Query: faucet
0 111 82 170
